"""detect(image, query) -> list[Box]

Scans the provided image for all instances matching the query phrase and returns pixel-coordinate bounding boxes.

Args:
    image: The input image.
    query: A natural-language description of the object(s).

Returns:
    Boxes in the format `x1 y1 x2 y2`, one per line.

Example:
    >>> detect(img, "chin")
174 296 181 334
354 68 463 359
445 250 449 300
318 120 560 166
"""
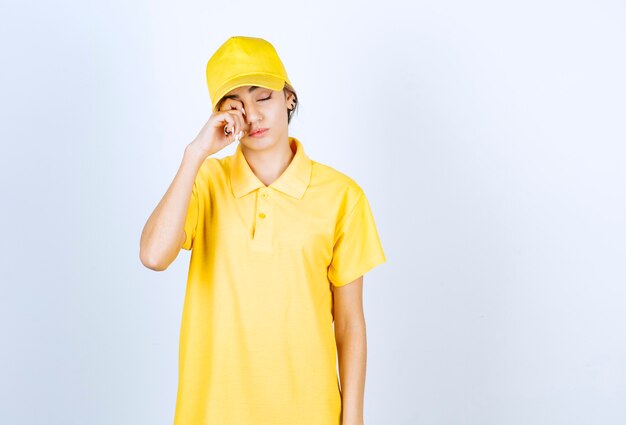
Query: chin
241 135 278 150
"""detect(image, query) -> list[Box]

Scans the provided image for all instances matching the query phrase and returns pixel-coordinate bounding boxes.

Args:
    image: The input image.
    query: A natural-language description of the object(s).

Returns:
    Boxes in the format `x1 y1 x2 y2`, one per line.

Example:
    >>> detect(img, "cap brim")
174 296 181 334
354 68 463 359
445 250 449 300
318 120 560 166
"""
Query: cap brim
212 73 286 112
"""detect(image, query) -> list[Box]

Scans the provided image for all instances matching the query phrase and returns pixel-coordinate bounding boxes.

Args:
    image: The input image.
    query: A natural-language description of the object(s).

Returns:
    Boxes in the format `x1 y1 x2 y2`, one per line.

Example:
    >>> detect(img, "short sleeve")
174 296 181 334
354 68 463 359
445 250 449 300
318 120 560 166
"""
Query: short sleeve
327 190 387 287
181 179 199 251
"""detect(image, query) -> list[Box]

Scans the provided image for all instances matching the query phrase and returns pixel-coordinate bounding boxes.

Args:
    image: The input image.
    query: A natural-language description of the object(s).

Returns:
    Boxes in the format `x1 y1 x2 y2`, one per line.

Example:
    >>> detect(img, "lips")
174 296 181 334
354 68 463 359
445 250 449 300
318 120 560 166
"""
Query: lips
249 128 269 136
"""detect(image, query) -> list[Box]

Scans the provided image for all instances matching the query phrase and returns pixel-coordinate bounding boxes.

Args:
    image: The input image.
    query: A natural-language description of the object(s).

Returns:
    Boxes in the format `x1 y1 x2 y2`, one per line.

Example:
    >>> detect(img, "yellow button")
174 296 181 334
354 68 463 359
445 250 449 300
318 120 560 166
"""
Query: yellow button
258 213 266 219
262 193 269 199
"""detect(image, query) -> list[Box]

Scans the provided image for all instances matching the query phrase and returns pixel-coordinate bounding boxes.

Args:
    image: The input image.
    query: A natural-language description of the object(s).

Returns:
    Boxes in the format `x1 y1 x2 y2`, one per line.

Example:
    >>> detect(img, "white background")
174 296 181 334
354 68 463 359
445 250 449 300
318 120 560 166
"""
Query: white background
2 0 625 424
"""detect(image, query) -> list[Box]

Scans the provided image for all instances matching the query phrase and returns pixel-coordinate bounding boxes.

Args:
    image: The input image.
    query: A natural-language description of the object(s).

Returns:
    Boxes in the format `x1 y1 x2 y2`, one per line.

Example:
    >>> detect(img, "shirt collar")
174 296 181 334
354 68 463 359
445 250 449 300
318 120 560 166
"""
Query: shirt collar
230 136 312 199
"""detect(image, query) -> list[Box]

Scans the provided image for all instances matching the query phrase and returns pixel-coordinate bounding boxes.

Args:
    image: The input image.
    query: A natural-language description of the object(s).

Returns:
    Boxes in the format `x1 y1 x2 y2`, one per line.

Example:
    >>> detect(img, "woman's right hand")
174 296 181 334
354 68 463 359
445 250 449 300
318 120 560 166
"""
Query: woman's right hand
188 107 247 158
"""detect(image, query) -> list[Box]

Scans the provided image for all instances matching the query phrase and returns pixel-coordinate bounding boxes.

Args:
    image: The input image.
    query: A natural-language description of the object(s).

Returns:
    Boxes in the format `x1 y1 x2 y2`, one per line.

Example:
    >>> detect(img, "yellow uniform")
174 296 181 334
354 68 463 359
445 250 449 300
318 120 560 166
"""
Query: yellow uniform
175 136 386 425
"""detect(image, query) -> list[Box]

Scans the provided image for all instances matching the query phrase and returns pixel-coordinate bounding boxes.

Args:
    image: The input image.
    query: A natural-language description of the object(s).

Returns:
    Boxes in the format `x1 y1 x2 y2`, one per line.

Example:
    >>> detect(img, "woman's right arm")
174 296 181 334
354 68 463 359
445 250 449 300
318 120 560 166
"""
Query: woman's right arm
139 106 248 271
139 144 207 271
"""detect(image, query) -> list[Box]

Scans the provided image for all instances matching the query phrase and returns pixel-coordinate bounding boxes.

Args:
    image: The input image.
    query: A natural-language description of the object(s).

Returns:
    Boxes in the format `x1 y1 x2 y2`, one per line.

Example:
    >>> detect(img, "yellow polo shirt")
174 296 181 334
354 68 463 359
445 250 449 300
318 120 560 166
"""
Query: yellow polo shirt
175 136 386 425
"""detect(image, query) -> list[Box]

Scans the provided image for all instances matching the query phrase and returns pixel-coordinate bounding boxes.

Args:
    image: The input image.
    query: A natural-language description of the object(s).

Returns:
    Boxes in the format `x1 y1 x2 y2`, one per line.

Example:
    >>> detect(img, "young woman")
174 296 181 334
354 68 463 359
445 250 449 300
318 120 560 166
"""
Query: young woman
140 36 386 425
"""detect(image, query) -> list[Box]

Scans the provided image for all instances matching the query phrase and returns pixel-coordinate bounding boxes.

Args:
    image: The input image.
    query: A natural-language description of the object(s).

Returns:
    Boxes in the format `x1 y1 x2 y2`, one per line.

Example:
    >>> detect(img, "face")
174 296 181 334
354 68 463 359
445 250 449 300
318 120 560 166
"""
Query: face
217 85 295 151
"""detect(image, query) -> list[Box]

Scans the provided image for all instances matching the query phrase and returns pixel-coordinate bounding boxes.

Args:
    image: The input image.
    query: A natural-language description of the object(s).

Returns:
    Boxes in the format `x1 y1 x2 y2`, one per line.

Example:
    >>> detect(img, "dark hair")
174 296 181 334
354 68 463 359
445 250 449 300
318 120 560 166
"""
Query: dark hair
283 82 299 125
215 82 299 124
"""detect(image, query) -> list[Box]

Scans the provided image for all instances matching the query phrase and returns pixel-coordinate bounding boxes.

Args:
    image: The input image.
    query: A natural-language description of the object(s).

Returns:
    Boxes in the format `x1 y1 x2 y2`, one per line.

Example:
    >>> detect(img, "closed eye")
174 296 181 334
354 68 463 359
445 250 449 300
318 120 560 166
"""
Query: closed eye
228 95 271 110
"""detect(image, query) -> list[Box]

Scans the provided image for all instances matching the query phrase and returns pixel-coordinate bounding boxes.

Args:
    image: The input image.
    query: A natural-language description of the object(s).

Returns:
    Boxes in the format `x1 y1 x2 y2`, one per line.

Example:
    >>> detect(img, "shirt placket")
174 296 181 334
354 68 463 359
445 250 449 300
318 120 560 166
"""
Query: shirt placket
251 187 274 252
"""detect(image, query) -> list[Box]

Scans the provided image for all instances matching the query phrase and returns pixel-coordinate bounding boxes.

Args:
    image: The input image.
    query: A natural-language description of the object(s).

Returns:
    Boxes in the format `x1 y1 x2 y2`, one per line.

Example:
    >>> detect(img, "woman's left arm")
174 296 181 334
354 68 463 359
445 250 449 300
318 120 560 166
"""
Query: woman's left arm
333 276 367 425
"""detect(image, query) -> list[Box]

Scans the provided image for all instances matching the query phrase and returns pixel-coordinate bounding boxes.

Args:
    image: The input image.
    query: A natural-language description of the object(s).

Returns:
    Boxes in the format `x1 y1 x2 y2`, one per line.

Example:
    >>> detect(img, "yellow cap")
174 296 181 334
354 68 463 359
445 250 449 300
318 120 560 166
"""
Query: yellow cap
206 36 293 112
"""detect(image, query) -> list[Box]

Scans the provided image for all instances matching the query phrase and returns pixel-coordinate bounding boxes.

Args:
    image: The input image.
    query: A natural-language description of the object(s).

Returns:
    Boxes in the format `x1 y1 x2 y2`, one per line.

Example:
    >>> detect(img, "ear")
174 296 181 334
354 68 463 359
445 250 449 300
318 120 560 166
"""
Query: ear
285 93 296 110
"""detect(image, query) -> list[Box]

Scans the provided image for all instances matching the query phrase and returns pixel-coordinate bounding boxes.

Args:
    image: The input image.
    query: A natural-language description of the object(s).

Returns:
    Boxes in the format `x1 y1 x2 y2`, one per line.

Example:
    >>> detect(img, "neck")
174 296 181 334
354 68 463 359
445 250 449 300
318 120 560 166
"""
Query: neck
241 136 296 186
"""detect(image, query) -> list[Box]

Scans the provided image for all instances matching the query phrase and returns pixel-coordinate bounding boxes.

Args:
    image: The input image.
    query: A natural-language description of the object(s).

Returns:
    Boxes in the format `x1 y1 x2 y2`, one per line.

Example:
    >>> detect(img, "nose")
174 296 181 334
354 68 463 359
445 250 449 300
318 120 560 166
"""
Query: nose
242 102 261 126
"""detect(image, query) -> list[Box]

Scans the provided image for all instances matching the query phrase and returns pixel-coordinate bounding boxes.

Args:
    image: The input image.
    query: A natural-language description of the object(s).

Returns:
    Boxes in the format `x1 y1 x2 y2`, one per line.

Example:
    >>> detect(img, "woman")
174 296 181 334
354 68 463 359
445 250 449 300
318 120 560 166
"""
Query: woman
140 36 386 425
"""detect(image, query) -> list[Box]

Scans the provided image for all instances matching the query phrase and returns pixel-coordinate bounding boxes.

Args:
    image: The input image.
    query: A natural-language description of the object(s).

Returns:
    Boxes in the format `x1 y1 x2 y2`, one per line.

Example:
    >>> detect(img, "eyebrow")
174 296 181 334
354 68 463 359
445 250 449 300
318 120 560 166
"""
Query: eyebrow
222 85 266 101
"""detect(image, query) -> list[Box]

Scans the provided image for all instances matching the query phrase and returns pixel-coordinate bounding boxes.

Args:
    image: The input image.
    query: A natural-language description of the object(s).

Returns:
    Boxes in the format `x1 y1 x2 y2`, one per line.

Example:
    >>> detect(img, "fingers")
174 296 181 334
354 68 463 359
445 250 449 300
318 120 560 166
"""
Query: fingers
224 107 247 139
224 124 243 143
223 125 243 145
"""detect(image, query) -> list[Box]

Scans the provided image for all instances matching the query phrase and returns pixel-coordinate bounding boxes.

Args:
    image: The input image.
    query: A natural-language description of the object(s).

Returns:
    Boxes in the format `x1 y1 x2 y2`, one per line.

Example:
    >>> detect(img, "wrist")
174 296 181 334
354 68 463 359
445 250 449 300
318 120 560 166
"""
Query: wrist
184 142 209 163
